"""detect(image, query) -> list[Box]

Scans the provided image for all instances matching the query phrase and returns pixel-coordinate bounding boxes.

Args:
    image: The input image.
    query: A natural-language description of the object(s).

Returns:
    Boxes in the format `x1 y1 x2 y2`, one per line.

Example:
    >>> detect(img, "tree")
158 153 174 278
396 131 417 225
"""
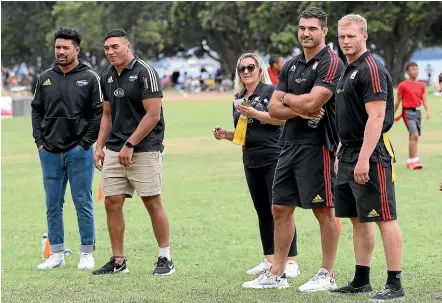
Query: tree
169 2 263 73
1 2 55 68
351 1 442 84
249 1 442 85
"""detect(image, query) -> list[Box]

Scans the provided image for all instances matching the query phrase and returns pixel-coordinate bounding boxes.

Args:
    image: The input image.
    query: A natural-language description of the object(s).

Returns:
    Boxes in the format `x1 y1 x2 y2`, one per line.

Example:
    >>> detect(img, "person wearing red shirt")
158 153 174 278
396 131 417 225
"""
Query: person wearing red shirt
267 55 284 85
394 62 431 170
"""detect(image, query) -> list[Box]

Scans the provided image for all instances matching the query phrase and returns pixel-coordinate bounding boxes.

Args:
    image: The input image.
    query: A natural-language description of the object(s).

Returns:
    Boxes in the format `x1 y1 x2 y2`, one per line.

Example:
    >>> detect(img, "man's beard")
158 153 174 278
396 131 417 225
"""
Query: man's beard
56 57 75 66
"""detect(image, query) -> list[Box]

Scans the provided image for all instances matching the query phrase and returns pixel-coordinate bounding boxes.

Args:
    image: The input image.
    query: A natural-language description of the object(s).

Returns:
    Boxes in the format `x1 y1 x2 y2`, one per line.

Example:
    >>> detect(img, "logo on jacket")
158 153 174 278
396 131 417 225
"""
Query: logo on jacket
76 80 89 87
350 70 358 79
312 61 319 70
108 76 113 83
42 79 52 86
114 88 124 97
290 65 296 72
129 74 138 81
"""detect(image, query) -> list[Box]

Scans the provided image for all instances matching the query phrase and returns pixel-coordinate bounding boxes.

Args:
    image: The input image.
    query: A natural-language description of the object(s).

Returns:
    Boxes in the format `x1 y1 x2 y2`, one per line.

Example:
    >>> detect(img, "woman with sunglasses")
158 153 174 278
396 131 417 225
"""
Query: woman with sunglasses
212 53 300 284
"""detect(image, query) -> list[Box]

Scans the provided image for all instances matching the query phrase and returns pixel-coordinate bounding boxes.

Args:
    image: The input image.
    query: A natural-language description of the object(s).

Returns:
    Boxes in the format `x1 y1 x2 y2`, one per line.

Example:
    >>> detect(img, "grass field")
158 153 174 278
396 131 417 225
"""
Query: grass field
2 92 442 303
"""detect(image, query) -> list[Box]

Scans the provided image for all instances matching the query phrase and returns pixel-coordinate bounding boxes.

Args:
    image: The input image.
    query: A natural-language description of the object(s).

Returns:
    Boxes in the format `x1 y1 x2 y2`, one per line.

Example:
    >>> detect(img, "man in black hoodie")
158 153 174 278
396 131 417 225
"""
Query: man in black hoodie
32 27 103 271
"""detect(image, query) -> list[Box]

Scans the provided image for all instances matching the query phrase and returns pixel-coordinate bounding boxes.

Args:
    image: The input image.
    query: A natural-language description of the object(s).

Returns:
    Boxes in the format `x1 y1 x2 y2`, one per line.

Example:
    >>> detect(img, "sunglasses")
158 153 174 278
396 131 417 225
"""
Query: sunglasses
237 64 256 74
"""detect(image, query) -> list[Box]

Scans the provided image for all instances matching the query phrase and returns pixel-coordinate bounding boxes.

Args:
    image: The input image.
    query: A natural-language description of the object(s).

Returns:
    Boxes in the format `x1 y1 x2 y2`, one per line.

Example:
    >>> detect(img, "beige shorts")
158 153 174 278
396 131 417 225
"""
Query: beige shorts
102 150 163 197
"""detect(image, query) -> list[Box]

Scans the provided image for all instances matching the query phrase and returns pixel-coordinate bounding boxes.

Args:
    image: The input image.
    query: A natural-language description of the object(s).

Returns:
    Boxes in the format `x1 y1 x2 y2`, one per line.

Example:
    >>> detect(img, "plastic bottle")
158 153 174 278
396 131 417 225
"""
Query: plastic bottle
41 233 48 257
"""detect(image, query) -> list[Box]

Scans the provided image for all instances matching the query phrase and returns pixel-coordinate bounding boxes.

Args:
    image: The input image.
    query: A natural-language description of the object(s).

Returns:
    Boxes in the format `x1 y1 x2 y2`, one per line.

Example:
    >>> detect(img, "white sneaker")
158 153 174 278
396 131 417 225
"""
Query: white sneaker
242 270 290 289
246 258 271 275
285 260 300 278
297 268 338 292
37 252 65 270
78 252 95 270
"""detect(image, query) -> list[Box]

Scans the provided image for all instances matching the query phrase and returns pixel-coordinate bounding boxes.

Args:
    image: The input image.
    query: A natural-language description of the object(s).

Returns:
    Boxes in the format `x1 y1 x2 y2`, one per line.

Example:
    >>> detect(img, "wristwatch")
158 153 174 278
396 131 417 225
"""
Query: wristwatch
125 141 135 148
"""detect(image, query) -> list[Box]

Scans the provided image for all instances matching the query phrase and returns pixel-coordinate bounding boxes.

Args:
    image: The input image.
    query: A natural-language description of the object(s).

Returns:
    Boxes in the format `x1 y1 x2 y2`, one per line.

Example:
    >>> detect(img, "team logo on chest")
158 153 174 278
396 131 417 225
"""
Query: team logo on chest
312 61 319 70
290 65 296 72
129 74 138 81
76 80 88 87
350 70 358 79
114 88 124 97
108 76 113 83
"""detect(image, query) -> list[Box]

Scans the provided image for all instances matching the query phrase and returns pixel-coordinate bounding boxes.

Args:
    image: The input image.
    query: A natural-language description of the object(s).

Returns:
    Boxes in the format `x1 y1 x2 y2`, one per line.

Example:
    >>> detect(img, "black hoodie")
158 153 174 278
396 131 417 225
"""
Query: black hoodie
31 62 103 153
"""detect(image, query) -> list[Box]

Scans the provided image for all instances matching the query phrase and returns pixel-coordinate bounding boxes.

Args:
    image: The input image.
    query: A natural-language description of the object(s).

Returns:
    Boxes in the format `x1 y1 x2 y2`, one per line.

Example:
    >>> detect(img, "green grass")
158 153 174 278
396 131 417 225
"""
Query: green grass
2 93 442 303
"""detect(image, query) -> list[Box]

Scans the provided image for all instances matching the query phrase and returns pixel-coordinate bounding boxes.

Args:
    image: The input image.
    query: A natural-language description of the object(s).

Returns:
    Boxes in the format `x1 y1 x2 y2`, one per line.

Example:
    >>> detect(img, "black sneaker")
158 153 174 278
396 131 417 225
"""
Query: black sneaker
369 284 405 302
330 282 373 294
91 256 129 275
153 256 175 276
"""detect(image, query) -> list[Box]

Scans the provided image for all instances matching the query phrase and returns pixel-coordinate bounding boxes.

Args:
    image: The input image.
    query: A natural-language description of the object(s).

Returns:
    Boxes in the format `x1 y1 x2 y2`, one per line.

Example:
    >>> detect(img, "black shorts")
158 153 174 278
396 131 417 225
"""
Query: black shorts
272 144 334 209
334 159 397 223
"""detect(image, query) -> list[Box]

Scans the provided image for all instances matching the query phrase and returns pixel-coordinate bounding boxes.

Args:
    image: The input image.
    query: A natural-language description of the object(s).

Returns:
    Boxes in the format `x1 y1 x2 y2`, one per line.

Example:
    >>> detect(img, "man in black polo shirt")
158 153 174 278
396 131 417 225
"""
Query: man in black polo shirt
92 29 175 276
330 15 405 302
262 7 345 291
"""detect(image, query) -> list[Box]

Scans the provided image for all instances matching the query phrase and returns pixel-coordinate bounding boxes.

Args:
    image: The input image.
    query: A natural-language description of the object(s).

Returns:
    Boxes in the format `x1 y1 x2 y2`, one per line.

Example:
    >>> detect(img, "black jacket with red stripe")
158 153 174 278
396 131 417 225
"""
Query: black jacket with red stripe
276 46 345 152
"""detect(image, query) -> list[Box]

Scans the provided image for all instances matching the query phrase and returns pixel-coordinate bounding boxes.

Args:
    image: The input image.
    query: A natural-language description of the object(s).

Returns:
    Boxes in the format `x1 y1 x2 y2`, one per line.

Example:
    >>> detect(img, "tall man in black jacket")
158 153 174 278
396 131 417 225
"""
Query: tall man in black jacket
32 27 103 271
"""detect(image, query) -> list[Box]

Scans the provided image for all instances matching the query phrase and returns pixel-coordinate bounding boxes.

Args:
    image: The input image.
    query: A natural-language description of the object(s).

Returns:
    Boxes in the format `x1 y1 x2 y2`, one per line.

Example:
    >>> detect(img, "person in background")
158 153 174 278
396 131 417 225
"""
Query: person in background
267 55 284 86
394 62 430 170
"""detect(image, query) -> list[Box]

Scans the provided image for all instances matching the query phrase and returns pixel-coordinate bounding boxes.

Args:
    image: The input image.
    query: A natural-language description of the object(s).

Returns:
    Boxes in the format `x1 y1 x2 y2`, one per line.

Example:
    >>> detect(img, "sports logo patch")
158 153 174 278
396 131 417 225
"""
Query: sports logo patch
76 80 88 87
42 79 51 86
350 70 358 79
312 195 324 203
129 74 138 81
290 65 296 72
114 88 124 97
108 76 113 83
312 61 319 70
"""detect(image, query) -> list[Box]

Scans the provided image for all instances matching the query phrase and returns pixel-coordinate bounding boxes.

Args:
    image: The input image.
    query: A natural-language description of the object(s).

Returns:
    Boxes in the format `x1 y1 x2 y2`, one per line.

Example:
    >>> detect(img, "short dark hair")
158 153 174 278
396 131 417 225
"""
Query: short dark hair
104 29 129 42
269 55 283 66
438 72 442 83
405 61 418 71
54 27 82 47
299 7 327 28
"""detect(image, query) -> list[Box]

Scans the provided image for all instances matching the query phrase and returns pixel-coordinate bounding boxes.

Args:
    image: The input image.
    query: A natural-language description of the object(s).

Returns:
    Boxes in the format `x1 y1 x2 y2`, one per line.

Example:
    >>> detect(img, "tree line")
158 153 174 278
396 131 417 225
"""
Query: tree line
2 1 442 85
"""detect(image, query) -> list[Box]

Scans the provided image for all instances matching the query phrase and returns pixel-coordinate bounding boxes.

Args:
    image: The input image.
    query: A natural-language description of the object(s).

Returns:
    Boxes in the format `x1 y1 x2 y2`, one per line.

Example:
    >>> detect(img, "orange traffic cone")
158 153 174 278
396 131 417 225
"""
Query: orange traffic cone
43 237 51 258
336 218 344 235
96 179 104 201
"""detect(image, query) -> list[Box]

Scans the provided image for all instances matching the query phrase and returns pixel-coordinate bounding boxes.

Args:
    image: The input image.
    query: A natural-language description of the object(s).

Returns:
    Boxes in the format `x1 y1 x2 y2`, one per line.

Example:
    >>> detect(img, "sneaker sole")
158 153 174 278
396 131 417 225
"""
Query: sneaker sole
368 297 405 302
91 268 130 276
78 265 95 270
36 262 65 270
298 285 338 293
330 291 373 296
242 284 290 289
153 267 176 276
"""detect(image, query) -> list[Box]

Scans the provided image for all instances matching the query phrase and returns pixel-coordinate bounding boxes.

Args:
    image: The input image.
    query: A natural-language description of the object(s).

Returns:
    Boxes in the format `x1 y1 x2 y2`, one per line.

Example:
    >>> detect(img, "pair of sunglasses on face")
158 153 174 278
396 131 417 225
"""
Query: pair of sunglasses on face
237 64 256 74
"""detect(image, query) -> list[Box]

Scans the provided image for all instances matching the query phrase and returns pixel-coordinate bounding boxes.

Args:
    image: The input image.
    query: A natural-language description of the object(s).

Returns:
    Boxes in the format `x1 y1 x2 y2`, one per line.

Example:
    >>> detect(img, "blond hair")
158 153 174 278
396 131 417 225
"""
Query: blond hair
234 52 272 95
338 14 368 33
